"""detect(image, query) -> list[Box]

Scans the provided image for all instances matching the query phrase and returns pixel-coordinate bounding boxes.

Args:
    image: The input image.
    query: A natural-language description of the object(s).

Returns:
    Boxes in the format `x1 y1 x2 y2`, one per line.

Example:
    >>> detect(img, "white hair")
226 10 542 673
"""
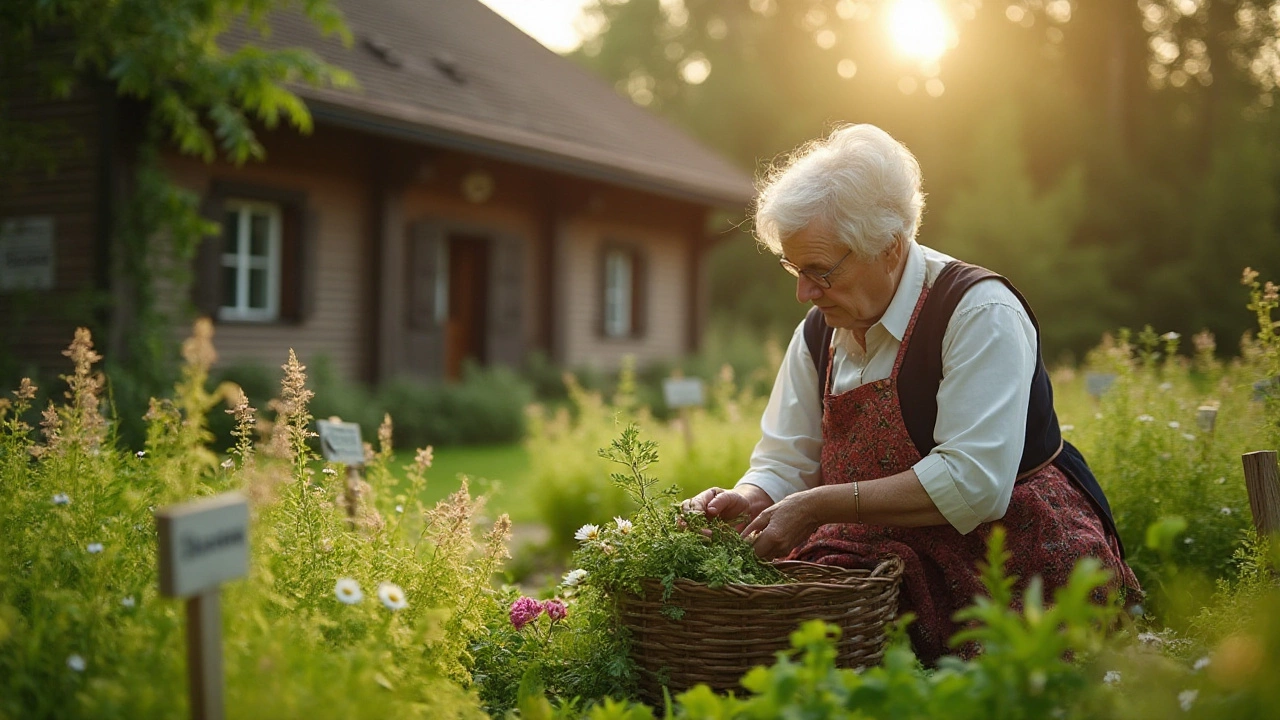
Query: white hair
754 124 925 260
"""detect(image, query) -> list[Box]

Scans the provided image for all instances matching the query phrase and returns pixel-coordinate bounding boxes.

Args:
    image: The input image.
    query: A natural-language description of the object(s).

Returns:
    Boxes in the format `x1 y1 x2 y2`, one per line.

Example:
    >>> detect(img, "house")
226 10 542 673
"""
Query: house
0 0 753 384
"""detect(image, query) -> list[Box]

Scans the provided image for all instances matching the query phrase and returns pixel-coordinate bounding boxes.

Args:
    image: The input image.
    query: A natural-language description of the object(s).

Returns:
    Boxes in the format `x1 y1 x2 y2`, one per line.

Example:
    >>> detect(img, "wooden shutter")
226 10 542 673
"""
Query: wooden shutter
405 221 446 379
486 233 526 368
192 192 225 319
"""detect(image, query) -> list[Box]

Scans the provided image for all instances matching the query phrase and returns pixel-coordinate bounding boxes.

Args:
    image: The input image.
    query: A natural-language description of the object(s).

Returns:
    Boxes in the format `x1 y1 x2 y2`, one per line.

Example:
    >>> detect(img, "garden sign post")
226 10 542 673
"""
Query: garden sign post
1241 450 1280 539
155 492 250 720
663 376 705 450
317 418 365 525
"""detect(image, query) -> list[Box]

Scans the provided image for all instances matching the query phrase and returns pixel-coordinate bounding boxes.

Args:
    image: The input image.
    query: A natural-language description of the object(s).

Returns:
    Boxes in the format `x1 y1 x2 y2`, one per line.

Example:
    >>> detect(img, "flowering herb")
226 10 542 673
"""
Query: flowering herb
509 596 542 631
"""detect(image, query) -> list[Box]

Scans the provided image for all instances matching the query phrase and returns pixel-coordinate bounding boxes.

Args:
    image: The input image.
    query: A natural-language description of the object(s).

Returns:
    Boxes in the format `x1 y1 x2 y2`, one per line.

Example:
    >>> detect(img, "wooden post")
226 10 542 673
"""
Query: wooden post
1241 451 1280 538
186 590 224 720
345 466 363 527
679 406 694 452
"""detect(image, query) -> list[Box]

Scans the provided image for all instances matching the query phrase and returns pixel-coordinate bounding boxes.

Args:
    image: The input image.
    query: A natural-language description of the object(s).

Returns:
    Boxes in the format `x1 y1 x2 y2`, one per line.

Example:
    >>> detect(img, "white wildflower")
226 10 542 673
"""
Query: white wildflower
67 654 86 672
1159 381 1173 391
1215 477 1226 485
335 578 363 605
1184 537 1194 545
86 543 104 554
1178 689 1198 711
614 517 634 535
1137 414 1154 423
52 493 70 506
1161 332 1181 342
121 596 136 608
562 569 588 587
1182 433 1196 441
377 581 408 611
220 458 235 469
395 504 404 514
1060 424 1074 432
1221 507 1233 515
1103 670 1121 685
136 450 146 458
322 467 337 475
1193 656 1211 672
1168 421 1180 429
574 524 600 542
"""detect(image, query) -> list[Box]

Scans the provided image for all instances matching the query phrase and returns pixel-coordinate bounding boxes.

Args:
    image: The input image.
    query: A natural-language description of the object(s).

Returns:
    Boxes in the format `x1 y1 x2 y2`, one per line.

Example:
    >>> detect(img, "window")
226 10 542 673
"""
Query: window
220 200 282 322
601 244 646 339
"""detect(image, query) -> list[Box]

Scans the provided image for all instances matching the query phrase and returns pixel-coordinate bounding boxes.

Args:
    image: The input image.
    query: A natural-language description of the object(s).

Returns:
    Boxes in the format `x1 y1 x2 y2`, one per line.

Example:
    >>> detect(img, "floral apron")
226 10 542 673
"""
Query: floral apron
788 286 1141 664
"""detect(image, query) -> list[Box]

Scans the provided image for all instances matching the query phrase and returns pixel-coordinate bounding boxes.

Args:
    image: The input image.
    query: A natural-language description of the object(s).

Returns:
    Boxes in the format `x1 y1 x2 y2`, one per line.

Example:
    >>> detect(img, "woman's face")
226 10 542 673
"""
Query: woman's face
780 223 905 335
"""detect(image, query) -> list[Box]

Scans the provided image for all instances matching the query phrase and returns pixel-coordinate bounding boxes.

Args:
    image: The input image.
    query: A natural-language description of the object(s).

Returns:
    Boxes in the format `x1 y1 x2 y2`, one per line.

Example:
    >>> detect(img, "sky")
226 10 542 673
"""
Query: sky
478 0 590 54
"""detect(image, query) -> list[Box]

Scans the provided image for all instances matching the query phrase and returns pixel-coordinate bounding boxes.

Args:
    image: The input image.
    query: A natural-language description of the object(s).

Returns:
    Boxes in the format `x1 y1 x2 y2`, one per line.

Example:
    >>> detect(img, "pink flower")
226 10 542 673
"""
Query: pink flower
509 596 543 630
544 599 567 623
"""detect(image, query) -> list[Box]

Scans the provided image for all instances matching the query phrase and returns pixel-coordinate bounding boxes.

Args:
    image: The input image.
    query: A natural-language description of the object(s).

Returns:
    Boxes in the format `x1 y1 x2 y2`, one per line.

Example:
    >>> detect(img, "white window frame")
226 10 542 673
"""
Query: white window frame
220 199 283 322
603 248 633 338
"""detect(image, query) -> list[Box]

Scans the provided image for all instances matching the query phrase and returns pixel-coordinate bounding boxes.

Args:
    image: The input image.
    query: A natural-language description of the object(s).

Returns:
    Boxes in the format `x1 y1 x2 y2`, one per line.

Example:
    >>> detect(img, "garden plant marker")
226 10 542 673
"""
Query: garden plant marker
155 492 250 720
317 418 366 525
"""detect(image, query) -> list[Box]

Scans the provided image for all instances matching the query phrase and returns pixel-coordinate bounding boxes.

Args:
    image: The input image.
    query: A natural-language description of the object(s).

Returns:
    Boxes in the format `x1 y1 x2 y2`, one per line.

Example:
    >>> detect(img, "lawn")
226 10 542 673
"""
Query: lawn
386 443 534 521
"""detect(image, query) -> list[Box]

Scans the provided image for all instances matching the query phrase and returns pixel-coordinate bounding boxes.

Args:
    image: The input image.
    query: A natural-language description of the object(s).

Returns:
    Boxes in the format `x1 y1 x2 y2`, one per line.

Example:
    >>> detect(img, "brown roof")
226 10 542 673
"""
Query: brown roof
237 0 753 207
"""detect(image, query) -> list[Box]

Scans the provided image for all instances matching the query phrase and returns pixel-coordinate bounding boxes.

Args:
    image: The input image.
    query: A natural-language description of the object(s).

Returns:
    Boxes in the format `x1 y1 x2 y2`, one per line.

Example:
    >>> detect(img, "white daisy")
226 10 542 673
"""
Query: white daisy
1221 507 1233 515
1103 670 1121 685
614 517 634 535
1184 537 1194 545
1182 433 1197 441
1137 414 1154 423
574 524 600 542
335 578 363 605
136 450 146 458
67 654 86 672
1161 332 1181 342
377 581 408 611
52 493 70 506
562 569 588 587
220 458 235 469
1168 421 1180 429
121 596 136 608
1192 656 1211 672
1060 424 1074 432
1178 689 1198 711
86 543 104 554
395 504 404 514
322 467 337 475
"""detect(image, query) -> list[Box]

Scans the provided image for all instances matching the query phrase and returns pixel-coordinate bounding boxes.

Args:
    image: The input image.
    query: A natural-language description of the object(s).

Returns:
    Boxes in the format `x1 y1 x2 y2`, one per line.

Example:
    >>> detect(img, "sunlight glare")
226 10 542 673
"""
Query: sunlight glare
888 0 952 63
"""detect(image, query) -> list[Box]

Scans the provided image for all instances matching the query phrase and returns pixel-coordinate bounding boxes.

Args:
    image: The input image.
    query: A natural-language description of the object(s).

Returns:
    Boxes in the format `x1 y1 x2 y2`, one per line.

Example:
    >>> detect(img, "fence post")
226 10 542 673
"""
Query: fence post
1241 451 1280 538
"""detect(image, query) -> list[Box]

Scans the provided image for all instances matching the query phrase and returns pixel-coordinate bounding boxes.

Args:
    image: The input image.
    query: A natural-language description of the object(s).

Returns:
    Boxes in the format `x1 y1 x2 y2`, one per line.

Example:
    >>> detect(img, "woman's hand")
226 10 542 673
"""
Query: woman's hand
741 490 825 560
680 484 774 529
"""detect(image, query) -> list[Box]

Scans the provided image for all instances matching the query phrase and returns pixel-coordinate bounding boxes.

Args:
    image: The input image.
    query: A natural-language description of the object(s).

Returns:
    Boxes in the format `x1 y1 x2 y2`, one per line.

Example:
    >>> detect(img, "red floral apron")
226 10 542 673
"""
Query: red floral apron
788 286 1141 664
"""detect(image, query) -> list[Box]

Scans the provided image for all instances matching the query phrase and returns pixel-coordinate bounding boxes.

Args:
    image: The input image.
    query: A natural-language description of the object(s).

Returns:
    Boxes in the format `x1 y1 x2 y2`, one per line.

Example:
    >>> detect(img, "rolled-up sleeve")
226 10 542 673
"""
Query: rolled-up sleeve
912 286 1038 534
736 321 824 502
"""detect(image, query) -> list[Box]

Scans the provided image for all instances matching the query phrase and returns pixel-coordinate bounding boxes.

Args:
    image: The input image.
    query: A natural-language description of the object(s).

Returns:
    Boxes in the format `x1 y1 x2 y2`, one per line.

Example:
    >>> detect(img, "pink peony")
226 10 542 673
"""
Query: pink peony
509 596 543 630
544 599 567 623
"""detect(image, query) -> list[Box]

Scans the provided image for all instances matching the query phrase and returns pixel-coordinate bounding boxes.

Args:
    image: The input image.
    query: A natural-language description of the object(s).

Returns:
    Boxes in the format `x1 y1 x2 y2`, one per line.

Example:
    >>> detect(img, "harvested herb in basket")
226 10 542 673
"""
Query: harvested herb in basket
569 424 786 601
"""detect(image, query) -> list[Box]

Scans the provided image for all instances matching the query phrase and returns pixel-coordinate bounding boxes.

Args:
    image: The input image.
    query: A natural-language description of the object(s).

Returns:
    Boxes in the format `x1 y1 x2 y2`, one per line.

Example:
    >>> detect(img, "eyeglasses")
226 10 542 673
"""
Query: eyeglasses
778 249 853 289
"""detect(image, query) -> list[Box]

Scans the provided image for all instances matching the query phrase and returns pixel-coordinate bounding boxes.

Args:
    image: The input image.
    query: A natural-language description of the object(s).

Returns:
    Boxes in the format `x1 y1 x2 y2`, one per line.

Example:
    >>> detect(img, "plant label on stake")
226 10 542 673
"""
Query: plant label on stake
663 377 705 449
156 493 249 720
317 418 365 466
317 418 366 524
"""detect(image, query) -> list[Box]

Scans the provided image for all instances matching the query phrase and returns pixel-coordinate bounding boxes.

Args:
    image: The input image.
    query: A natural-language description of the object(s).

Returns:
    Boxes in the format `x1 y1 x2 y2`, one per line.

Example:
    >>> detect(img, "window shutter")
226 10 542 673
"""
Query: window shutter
487 234 526 368
192 192 225 319
631 249 647 338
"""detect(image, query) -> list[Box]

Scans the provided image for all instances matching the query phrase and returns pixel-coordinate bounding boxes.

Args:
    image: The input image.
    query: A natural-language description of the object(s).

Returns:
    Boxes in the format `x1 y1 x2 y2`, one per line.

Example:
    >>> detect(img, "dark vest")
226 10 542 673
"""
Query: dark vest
802 261 1124 556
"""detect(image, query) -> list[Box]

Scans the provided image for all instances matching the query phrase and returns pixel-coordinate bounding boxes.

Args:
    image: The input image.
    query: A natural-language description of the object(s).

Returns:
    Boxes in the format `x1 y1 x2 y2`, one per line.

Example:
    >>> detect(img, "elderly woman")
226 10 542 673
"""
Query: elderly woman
685 124 1139 663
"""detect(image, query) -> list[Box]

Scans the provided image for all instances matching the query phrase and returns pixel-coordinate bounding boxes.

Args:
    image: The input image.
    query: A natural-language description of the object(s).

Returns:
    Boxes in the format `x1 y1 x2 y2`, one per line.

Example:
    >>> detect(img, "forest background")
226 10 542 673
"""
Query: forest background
571 0 1280 362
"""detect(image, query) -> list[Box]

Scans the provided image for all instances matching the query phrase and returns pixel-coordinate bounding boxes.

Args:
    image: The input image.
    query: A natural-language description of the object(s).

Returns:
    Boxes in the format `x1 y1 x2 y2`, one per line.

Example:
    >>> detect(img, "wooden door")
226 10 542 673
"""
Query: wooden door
445 234 489 380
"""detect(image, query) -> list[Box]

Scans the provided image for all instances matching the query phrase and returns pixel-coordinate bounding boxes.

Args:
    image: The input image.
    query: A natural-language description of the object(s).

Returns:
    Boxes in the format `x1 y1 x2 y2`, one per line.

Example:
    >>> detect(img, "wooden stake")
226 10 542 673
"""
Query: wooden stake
186 590 224 720
679 406 694 452
345 466 362 527
1241 451 1280 538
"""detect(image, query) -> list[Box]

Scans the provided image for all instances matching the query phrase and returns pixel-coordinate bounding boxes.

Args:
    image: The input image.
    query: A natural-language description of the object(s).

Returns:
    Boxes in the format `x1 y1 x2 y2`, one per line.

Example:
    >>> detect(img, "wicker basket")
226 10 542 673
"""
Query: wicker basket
617 555 904 703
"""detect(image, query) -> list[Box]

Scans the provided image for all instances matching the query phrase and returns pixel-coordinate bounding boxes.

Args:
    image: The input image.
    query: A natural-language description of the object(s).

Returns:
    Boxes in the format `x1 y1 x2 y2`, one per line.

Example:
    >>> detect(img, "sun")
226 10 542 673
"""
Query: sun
887 0 952 64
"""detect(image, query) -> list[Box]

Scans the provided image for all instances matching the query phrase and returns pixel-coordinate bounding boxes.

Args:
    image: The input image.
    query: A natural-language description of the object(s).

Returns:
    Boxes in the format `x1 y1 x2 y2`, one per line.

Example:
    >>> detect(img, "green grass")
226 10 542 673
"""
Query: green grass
387 443 533 521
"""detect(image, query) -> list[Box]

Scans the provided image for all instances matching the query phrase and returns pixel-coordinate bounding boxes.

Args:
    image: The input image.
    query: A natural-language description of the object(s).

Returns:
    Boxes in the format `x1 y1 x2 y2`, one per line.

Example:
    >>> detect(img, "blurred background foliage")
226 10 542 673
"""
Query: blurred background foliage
574 0 1280 361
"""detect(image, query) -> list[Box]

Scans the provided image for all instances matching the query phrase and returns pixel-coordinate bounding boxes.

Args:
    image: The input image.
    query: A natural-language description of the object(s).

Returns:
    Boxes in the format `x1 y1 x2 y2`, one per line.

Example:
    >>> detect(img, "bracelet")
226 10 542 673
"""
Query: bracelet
852 481 861 524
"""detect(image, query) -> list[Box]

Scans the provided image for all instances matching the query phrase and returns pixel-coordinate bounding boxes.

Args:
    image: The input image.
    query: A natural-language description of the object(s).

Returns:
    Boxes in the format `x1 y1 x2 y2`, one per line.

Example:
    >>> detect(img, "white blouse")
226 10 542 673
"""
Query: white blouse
736 241 1040 535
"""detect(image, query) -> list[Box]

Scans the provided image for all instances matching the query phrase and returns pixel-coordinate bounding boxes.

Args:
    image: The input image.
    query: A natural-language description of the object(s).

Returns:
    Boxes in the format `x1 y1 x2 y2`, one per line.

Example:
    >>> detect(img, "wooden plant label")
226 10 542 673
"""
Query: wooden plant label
317 419 365 466
157 493 249 598
663 377 706 409
155 492 250 720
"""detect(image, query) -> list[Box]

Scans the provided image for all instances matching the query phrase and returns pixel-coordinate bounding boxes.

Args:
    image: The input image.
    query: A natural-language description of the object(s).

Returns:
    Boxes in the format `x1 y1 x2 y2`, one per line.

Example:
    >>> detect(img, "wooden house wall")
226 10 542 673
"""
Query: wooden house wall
0 86 104 376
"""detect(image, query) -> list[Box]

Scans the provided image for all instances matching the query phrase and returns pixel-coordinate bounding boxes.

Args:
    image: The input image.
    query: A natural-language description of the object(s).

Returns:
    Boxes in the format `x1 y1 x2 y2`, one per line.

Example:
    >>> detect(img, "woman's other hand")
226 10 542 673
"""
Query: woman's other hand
741 490 824 560
680 484 773 528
